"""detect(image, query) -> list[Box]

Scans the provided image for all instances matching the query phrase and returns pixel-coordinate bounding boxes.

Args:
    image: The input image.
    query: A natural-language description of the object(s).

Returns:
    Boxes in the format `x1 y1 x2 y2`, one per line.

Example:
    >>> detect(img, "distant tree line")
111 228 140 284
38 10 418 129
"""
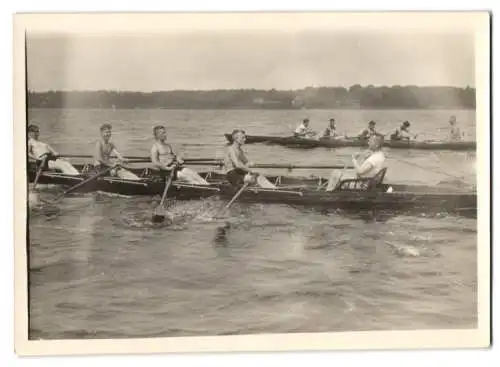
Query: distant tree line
27 85 475 110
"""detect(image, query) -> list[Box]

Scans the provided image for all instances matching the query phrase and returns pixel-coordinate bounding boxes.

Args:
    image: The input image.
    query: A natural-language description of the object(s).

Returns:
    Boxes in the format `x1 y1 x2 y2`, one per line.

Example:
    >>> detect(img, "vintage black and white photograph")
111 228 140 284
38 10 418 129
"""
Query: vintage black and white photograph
14 12 490 355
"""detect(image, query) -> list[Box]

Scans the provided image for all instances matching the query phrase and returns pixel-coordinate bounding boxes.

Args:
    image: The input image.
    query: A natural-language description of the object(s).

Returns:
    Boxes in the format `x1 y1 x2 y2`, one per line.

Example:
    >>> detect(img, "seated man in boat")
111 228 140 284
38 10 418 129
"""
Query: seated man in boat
326 134 386 192
150 125 209 185
293 118 317 139
322 118 341 139
390 120 415 141
27 124 80 175
224 129 276 189
357 120 380 140
449 115 463 141
93 123 140 180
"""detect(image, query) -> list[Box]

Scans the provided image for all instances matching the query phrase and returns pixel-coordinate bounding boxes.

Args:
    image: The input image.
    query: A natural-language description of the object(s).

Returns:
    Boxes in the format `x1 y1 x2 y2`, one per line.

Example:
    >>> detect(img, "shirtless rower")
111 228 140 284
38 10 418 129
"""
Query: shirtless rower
326 135 386 191
322 118 341 139
150 125 209 185
93 123 140 180
27 124 80 175
357 120 380 140
449 115 463 141
224 129 276 189
390 120 415 141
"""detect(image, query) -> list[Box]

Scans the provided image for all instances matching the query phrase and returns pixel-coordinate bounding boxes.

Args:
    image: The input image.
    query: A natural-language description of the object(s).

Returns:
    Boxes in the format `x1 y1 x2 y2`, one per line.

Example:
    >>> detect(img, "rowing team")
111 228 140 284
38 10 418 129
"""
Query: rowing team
28 123 387 190
294 115 464 141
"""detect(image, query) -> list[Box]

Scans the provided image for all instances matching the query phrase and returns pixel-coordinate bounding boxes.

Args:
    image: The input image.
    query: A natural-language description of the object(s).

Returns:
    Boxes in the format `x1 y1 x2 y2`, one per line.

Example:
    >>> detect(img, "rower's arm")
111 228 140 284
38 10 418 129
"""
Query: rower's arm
27 144 38 161
93 140 106 165
352 156 373 176
110 143 124 161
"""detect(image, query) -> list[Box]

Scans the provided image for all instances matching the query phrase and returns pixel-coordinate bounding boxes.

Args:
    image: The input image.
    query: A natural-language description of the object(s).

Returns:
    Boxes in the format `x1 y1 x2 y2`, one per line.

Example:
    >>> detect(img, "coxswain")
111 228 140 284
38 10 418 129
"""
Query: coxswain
93 123 140 180
150 125 209 185
357 120 379 140
326 135 386 191
449 115 463 141
293 118 316 138
224 129 276 189
390 120 415 141
27 124 80 175
322 118 340 139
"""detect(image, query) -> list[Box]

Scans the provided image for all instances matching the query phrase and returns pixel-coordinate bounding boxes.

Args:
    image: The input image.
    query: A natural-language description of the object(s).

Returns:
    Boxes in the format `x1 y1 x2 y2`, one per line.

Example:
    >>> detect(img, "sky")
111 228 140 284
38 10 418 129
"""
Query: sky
26 31 475 92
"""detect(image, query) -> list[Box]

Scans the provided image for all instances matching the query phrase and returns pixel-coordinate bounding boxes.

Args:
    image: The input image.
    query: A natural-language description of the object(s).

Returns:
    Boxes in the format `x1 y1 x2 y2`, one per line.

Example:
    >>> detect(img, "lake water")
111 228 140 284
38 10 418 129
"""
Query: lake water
27 108 478 339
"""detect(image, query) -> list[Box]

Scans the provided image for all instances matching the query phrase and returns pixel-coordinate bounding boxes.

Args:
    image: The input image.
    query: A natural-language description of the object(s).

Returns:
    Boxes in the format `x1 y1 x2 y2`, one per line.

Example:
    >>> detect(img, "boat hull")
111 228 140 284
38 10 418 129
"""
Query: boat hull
224 134 476 151
27 163 476 217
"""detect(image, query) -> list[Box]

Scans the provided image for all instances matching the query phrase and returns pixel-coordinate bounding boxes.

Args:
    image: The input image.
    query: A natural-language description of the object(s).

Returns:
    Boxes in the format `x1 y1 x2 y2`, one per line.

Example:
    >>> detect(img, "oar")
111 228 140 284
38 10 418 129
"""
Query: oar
60 154 218 163
45 164 119 204
216 181 251 217
251 163 354 170
151 166 178 223
28 155 49 204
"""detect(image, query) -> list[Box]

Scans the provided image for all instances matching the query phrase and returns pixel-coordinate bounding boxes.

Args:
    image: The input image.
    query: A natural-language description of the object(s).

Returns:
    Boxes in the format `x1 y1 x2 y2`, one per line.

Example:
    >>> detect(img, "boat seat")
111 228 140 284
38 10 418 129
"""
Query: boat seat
334 167 387 192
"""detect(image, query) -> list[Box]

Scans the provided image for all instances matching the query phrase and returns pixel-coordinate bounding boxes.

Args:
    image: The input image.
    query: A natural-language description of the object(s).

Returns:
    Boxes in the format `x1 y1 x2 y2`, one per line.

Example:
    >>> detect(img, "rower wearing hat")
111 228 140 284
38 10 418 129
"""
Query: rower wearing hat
357 120 379 140
293 118 316 139
390 120 414 141
224 129 276 189
27 124 80 175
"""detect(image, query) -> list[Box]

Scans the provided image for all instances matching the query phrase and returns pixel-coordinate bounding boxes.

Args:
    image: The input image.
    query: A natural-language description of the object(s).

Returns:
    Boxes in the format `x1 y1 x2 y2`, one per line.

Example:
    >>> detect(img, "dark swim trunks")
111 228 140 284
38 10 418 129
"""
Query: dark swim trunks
226 168 247 186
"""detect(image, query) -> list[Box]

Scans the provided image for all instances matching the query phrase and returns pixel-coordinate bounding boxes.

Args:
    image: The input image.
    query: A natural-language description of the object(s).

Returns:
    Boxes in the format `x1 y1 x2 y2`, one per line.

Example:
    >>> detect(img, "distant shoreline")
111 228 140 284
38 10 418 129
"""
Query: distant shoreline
27 86 476 110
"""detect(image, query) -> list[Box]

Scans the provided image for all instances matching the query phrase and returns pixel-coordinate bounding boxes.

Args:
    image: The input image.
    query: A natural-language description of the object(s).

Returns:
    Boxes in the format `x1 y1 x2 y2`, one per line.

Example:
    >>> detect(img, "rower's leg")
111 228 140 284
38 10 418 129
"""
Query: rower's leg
116 168 141 180
326 171 342 192
256 174 277 189
48 159 80 175
177 168 210 185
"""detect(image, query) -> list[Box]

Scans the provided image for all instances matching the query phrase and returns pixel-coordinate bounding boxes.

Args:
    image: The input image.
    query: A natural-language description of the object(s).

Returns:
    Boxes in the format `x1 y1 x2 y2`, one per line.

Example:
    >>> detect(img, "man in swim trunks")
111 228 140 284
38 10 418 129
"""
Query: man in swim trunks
93 123 140 180
449 115 463 141
322 118 341 139
390 120 414 141
150 125 209 185
357 120 380 140
27 124 80 175
224 129 276 189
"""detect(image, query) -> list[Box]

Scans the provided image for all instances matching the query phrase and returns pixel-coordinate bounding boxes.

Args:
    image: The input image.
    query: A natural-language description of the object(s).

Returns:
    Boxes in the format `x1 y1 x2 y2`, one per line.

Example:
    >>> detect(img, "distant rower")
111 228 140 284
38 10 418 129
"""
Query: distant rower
93 123 140 180
322 118 340 139
294 118 316 139
357 120 379 140
150 125 209 185
449 115 463 141
224 129 276 189
326 135 386 191
27 124 80 175
390 120 414 141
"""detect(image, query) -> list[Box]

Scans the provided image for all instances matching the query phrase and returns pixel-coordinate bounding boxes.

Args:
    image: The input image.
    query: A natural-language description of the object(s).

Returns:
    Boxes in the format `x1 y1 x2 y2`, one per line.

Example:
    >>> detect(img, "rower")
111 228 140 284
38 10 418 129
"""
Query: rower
150 125 209 185
449 115 463 141
326 135 386 192
27 124 80 175
293 118 316 138
390 120 414 141
93 123 140 180
224 129 276 189
322 118 340 139
357 120 379 140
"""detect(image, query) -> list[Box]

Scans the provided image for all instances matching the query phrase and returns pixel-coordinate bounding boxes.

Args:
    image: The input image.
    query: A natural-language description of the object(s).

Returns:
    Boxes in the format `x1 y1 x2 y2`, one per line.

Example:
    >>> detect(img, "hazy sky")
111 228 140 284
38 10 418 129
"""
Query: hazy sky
27 31 475 91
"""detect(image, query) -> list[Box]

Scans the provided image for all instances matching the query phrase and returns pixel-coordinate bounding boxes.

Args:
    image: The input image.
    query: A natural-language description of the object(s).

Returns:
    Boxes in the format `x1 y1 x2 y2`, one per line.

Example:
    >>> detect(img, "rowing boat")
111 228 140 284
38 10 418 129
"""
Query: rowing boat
223 134 476 151
27 163 477 217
